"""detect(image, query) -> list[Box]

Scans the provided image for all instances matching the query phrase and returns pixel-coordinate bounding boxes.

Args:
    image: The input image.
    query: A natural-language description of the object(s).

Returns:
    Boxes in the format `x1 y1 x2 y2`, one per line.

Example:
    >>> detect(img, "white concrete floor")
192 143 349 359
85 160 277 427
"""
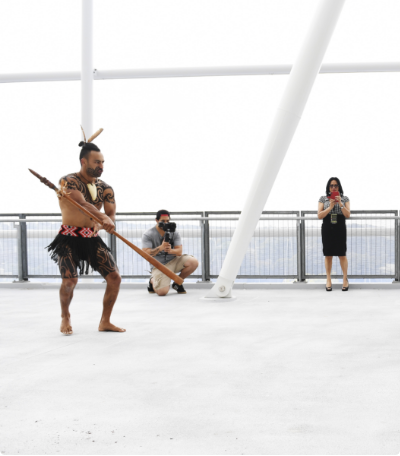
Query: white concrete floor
1 285 399 455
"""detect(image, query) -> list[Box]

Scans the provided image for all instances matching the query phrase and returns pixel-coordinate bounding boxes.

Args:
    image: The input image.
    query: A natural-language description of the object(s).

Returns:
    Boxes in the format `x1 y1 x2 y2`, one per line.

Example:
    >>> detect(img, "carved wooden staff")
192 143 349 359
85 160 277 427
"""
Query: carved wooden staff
28 168 184 285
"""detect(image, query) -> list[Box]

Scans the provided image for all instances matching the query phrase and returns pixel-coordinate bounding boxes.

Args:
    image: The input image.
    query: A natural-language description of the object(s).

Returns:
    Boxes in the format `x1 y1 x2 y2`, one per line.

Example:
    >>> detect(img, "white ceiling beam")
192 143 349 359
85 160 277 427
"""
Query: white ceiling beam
0 71 80 83
1 62 400 83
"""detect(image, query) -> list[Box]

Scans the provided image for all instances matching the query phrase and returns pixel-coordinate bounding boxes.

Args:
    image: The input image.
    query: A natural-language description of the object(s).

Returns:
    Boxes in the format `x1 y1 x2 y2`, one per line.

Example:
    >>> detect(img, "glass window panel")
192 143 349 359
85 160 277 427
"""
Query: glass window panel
94 0 400 68
2 74 398 213
1 0 80 72
2 1 399 72
0 81 81 213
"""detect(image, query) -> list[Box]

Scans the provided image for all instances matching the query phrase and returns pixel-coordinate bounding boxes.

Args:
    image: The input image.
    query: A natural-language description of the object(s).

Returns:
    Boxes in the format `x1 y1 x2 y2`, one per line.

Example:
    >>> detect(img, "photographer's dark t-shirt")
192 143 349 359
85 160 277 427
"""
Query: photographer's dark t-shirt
142 226 182 266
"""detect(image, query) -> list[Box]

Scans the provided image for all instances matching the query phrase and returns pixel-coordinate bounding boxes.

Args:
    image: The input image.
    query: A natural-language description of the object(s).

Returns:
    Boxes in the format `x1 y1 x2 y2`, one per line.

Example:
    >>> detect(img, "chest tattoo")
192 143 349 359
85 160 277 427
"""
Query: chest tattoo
60 173 115 209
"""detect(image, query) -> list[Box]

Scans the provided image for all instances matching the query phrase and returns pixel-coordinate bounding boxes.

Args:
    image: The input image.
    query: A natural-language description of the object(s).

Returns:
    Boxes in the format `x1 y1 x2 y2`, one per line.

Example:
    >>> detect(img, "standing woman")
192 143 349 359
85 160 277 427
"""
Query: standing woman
318 177 351 291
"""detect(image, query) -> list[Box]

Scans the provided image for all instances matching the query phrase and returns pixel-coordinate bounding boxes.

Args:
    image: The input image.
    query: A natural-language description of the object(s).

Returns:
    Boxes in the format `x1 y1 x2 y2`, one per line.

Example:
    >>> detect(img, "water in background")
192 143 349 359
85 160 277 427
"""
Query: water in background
0 218 396 280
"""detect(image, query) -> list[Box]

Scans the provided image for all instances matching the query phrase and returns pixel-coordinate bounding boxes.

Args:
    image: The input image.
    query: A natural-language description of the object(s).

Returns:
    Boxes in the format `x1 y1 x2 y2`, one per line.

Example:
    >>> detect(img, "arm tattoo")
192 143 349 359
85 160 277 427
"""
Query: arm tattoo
59 175 84 192
104 189 115 204
99 182 115 205
66 180 78 191
150 246 162 256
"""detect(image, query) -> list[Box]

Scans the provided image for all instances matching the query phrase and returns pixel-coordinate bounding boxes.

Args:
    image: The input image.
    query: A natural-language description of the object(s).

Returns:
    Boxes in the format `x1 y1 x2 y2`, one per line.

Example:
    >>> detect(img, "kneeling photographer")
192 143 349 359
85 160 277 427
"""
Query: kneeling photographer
142 209 199 296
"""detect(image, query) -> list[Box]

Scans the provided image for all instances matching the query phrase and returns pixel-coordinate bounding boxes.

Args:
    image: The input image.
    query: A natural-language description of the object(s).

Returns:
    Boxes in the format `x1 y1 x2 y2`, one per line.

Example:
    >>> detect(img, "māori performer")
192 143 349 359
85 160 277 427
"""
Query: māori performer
47 128 125 335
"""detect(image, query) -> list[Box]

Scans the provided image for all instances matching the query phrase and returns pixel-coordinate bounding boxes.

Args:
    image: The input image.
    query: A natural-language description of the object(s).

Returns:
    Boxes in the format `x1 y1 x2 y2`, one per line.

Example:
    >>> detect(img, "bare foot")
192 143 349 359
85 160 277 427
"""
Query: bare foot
98 322 126 332
60 317 73 335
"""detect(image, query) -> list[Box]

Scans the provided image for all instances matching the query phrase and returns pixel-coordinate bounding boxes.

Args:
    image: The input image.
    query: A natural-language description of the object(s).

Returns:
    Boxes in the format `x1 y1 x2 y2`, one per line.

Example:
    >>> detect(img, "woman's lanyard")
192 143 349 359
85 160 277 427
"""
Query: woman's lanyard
329 198 340 224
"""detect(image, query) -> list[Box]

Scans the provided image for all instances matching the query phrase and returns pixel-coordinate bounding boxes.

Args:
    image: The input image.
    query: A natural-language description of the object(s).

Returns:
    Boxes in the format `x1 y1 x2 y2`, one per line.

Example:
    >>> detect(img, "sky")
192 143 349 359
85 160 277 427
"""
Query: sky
1 0 399 215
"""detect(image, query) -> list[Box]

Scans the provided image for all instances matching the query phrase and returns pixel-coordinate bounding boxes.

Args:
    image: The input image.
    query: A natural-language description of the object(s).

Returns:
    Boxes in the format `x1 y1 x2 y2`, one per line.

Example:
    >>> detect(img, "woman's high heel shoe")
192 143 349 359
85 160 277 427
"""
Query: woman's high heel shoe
342 280 349 291
326 282 332 292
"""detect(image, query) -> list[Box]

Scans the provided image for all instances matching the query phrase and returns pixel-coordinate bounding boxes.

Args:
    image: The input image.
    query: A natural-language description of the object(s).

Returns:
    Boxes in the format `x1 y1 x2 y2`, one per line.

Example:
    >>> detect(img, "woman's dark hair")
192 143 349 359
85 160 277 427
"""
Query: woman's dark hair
156 209 170 220
79 141 100 163
326 177 344 197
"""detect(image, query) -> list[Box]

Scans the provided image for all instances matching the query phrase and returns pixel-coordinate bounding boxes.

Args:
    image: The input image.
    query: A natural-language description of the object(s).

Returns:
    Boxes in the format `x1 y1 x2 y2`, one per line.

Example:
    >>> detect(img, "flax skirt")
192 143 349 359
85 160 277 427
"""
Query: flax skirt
321 214 347 257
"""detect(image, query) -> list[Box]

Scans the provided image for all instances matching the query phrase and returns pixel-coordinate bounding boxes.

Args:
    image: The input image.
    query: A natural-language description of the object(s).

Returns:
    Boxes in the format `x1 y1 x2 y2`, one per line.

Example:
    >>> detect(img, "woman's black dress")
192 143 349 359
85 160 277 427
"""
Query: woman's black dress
319 195 349 257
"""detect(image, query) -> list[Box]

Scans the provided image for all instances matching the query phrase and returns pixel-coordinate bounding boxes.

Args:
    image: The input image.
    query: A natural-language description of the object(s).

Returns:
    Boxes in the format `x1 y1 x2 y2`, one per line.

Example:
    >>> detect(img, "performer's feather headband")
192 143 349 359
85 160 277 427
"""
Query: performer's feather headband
79 127 103 158
80 126 103 145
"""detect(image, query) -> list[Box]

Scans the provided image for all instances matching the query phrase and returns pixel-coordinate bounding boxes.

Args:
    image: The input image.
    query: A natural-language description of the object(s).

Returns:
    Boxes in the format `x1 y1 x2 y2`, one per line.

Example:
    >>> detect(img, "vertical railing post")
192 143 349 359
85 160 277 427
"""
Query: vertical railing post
296 212 303 282
199 217 206 282
14 214 29 282
20 214 29 281
15 221 23 282
395 211 399 282
108 222 117 264
204 212 211 281
300 211 306 282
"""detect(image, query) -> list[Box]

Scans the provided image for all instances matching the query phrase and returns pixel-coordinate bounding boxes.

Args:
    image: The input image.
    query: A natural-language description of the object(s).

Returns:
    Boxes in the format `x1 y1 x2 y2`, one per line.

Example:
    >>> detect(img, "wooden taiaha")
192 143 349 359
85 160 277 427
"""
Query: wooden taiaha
28 168 184 285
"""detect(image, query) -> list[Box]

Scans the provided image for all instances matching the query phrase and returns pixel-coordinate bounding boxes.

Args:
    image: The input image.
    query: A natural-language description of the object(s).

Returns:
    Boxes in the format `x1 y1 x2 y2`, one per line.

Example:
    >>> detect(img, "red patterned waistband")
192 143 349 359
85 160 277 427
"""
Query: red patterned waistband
58 225 98 238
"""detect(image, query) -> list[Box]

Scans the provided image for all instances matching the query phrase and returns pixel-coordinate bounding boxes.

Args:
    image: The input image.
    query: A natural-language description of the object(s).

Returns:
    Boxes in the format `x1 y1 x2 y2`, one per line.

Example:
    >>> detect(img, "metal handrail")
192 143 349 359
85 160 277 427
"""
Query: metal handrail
1 216 400 223
1 211 398 282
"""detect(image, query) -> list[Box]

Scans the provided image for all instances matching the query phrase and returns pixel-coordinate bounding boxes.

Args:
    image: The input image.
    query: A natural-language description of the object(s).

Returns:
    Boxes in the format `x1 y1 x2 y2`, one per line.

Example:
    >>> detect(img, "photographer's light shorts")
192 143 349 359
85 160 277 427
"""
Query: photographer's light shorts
152 254 195 291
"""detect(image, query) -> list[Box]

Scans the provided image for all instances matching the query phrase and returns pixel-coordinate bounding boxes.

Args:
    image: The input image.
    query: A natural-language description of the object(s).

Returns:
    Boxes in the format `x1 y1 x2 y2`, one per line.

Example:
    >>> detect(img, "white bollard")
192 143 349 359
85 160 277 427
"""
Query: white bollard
205 0 347 298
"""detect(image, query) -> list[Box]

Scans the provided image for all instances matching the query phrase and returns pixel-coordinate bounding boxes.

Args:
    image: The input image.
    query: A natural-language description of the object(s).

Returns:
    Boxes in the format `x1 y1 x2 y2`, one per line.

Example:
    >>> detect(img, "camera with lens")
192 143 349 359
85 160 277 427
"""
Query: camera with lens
158 222 177 244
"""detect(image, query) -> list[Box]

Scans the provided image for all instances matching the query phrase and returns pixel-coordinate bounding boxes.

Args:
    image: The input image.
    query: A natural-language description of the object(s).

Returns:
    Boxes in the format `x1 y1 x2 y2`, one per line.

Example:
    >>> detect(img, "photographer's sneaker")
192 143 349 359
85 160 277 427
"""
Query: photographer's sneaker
147 279 155 294
172 282 186 294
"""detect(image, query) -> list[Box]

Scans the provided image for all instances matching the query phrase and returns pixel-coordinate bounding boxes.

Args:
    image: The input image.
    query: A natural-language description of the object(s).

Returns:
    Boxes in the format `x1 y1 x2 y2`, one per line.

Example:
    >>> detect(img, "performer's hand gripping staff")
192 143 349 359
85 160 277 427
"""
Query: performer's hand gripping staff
28 168 184 285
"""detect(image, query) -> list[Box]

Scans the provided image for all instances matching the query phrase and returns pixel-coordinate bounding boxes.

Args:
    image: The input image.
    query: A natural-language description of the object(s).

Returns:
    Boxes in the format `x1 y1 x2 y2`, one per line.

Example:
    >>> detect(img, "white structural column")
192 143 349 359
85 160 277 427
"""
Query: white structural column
81 0 93 138
205 0 346 298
